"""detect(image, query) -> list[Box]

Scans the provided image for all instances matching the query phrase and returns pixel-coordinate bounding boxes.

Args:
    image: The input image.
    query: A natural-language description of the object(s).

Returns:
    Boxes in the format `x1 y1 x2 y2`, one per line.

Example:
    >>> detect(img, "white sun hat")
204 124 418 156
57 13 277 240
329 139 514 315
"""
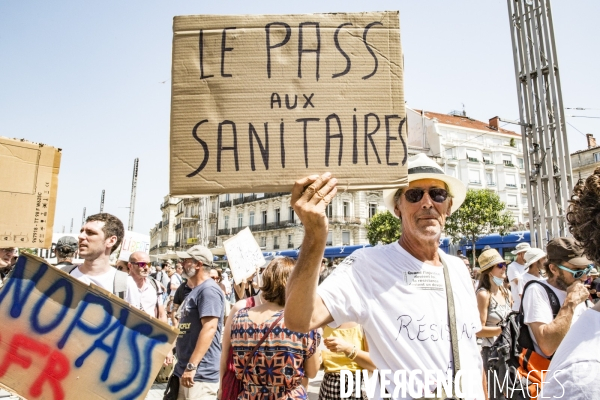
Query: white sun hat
523 248 546 270
382 153 467 217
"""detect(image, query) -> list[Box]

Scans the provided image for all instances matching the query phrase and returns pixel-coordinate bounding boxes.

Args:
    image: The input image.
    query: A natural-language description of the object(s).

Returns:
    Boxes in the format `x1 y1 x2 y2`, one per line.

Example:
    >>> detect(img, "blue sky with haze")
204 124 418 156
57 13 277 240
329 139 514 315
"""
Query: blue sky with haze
1 0 598 236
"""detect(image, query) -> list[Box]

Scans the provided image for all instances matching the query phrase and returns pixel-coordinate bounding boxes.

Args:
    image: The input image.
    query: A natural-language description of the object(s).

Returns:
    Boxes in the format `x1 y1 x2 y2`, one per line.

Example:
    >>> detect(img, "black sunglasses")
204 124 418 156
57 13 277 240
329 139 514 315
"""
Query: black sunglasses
404 188 449 203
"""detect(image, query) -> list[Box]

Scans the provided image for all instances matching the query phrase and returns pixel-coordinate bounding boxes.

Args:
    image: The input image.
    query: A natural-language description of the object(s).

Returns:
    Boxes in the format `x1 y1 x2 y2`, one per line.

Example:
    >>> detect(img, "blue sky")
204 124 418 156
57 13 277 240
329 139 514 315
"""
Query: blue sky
1 0 598 236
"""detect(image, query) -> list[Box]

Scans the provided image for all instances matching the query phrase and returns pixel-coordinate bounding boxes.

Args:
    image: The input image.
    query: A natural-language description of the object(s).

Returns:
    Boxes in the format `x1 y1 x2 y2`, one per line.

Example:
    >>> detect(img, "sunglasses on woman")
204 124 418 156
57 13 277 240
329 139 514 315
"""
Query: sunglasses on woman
496 263 507 269
404 188 449 203
558 265 592 279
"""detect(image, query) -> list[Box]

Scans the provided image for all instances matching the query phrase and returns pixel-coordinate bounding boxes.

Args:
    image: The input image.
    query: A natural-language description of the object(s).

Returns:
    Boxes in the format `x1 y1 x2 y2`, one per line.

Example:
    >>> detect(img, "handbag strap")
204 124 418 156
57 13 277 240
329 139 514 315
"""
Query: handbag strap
241 312 284 373
440 253 462 400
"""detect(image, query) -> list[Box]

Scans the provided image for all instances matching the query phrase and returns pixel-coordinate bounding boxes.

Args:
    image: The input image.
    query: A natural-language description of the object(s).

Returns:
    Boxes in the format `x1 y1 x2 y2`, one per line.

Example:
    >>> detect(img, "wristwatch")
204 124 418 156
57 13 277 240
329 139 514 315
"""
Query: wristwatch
186 363 196 371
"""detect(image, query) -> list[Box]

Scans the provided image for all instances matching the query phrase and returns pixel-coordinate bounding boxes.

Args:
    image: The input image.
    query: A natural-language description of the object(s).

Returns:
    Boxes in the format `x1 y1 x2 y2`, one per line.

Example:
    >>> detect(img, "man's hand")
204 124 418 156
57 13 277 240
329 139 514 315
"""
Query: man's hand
566 280 590 305
291 172 338 238
163 353 173 366
181 369 195 388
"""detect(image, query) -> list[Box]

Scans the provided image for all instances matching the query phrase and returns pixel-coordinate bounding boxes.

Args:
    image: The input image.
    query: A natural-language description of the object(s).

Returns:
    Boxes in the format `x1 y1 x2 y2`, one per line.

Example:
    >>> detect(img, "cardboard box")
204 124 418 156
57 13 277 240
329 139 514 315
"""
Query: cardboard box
0 254 178 400
170 11 407 195
0 137 61 248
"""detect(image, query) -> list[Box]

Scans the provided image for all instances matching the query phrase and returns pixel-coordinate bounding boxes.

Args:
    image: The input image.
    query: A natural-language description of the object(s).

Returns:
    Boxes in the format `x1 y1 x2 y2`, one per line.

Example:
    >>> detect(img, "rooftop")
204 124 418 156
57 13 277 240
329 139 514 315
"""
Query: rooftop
571 145 600 156
413 109 520 137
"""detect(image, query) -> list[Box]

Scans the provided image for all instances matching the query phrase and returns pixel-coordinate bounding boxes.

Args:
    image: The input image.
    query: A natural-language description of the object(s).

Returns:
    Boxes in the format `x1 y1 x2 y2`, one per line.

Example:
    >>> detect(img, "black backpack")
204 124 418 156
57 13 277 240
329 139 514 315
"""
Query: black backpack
486 280 560 399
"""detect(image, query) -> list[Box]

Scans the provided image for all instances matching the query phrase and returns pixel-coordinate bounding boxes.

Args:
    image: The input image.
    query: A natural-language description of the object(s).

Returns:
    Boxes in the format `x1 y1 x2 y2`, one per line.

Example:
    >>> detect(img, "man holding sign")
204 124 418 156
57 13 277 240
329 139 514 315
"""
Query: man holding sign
61 213 128 298
285 154 486 399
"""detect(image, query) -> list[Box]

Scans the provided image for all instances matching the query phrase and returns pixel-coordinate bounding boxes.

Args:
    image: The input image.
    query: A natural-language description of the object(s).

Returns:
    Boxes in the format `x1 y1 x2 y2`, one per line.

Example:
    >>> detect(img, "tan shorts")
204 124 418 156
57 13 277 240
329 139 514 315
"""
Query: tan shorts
177 380 218 400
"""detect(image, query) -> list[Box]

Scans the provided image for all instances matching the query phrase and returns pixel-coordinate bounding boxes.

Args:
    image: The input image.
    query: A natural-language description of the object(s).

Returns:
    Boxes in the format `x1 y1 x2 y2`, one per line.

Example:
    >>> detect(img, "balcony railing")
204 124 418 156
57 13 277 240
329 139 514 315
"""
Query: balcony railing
484 159 493 165
469 180 481 184
159 241 168 247
273 244 280 249
503 160 515 167
506 183 517 188
521 184 527 189
329 217 361 225
243 194 257 203
468 157 479 163
487 182 496 186
150 245 158 251
218 228 231 236
174 241 181 247
220 200 232 208
287 243 294 249
248 220 296 232
233 197 244 206
231 226 247 234
158 221 163 229
175 223 182 230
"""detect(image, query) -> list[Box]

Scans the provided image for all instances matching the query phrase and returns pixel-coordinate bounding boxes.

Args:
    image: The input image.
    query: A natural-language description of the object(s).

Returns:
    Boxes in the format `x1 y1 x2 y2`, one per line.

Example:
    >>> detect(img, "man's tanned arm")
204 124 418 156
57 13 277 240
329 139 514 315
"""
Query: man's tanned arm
285 173 337 333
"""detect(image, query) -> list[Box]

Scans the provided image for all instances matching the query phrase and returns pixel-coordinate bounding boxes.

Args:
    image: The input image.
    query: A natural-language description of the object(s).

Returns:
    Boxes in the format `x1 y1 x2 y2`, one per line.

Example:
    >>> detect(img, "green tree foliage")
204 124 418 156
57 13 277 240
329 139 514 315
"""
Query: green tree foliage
444 189 514 266
365 211 402 246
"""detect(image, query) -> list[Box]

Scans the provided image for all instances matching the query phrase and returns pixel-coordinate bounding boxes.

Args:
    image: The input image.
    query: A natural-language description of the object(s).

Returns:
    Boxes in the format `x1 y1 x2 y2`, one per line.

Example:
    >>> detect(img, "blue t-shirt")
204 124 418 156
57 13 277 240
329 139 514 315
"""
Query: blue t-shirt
174 279 224 382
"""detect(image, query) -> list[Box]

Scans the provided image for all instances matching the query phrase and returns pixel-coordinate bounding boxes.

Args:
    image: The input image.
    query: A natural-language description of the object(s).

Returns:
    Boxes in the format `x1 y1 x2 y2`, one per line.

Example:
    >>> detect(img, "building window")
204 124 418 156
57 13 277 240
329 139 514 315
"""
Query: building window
447 167 457 178
466 149 479 162
518 158 524 169
275 208 281 224
483 153 492 164
468 169 481 184
521 196 528 205
326 202 333 218
273 236 279 249
225 193 230 201
287 234 293 248
343 201 350 217
369 203 377 219
237 212 243 227
486 172 495 186
261 210 267 225
326 231 333 246
445 148 456 159
594 152 600 162
288 206 295 222
249 211 255 226
503 154 514 167
507 194 518 207
506 174 517 188
224 215 229 229
342 231 350 245
260 236 266 247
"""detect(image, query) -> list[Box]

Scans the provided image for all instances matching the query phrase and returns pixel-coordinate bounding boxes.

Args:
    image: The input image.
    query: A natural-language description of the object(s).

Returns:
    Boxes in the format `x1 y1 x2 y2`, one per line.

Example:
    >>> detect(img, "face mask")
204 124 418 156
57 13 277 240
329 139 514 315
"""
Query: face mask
492 276 505 287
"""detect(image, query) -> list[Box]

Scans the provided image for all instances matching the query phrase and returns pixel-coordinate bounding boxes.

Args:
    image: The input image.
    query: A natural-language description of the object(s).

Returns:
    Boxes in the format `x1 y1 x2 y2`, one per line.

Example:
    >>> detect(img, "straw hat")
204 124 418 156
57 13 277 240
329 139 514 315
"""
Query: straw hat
382 153 467 218
477 248 505 272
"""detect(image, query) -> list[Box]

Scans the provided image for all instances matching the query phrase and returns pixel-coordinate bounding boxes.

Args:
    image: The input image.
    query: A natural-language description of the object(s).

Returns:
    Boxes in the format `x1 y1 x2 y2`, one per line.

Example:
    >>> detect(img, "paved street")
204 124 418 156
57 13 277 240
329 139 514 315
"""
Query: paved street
144 370 325 399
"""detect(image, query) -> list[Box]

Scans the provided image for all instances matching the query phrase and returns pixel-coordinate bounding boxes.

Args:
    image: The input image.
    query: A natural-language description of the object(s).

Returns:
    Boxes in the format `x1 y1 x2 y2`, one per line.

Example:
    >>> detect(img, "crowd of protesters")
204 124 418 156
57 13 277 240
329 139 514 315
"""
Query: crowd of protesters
2 156 600 400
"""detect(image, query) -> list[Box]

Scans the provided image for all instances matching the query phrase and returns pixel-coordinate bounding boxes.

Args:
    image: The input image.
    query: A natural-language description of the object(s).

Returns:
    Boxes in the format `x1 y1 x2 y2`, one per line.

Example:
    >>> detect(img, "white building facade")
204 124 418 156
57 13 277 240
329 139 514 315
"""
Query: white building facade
407 108 528 228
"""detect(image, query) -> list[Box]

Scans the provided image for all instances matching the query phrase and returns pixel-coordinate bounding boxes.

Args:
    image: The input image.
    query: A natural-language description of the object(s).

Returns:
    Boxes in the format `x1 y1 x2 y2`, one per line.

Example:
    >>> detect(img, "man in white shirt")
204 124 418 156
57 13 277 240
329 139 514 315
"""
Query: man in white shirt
507 242 530 311
522 237 591 358
285 154 485 399
125 251 167 322
518 248 545 297
62 213 128 297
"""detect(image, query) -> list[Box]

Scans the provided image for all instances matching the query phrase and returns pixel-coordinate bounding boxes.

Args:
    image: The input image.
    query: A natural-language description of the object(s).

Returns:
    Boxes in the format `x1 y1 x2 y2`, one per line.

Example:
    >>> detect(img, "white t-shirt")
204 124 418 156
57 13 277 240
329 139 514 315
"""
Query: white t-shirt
170 273 183 292
517 272 542 296
124 276 162 317
522 280 589 357
318 243 484 400
69 266 117 292
541 308 600 399
507 261 526 311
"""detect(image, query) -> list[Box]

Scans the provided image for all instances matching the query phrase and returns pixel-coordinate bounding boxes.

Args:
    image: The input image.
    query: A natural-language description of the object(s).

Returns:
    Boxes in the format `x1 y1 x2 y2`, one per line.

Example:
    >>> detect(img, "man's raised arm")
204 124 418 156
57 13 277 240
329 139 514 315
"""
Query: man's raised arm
285 173 337 333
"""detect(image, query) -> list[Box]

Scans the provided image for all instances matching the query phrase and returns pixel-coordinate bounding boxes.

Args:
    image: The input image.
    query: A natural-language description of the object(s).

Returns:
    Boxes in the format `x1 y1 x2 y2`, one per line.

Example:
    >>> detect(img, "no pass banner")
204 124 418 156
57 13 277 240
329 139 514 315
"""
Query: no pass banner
0 254 177 400
170 11 407 195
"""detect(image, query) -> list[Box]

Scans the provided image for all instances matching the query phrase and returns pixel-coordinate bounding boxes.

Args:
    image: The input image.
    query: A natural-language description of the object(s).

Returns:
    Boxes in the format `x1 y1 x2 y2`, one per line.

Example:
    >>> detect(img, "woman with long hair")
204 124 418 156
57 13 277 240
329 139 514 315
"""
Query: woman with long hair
475 248 513 399
219 257 320 400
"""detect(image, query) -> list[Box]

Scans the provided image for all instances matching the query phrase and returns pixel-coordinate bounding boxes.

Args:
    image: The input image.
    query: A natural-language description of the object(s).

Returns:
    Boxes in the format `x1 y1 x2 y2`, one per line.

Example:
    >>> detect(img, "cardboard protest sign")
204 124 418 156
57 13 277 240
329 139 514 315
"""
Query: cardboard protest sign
223 227 265 284
0 254 178 400
0 137 61 248
170 11 407 195
118 231 151 262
